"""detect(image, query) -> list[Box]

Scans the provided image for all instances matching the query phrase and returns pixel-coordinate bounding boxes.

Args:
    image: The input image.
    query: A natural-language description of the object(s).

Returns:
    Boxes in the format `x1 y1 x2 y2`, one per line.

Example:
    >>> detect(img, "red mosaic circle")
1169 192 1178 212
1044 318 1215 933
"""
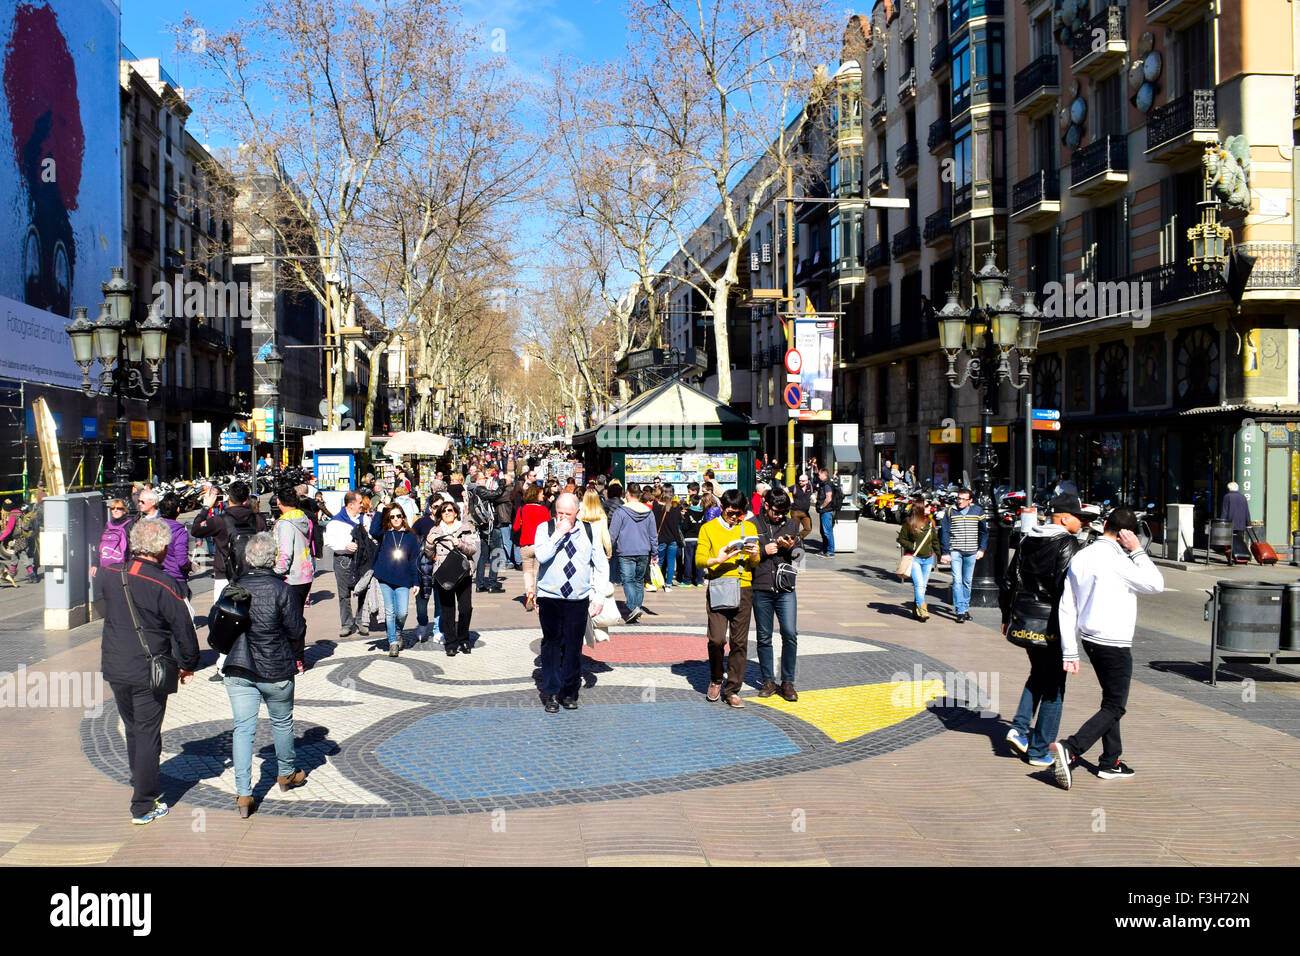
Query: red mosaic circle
583 633 707 664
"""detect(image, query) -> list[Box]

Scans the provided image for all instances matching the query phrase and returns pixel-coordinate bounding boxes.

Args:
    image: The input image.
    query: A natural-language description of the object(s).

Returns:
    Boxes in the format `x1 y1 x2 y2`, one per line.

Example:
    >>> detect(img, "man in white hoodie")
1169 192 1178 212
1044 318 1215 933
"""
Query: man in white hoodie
1050 507 1164 789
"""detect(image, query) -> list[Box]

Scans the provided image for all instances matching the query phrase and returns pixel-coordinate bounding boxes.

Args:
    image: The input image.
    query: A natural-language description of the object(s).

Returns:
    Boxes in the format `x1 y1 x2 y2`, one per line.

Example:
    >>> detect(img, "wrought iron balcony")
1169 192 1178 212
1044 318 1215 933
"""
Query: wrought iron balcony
192 321 228 350
163 249 184 272
132 162 151 190
891 225 921 259
1071 4 1126 78
930 35 949 75
131 226 154 254
164 189 177 210
897 67 917 104
1146 90 1217 161
870 93 888 128
1013 53 1059 116
1011 169 1061 226
1238 242 1300 290
895 140 918 177
1070 134 1128 197
927 115 951 153
866 241 891 272
867 161 889 195
1146 0 1202 26
923 208 952 245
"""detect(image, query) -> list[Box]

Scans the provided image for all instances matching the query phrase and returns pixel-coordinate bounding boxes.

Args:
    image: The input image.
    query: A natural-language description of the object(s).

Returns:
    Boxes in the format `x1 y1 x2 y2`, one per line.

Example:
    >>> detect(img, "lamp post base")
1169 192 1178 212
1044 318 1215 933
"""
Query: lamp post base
968 521 1011 608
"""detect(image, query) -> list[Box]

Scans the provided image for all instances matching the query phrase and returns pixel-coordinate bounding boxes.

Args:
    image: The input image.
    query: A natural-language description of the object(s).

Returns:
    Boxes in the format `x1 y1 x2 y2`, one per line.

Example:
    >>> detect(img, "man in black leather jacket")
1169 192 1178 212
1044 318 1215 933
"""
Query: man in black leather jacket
1000 493 1089 768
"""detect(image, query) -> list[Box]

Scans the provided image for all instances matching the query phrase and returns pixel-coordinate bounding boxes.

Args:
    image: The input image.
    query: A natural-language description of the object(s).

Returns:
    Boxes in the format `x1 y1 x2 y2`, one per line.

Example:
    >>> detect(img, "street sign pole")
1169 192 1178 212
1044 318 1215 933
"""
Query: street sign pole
784 161 796 489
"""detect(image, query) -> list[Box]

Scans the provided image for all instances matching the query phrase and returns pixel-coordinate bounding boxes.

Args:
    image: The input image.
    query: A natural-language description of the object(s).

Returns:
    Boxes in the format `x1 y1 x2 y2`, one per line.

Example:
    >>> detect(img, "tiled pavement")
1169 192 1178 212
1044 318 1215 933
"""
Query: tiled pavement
2 531 1300 865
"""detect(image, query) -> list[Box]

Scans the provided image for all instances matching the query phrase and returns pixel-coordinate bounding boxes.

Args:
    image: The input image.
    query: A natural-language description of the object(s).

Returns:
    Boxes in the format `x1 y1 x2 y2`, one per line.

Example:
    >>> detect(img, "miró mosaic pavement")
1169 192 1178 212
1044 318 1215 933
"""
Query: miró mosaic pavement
81 626 980 817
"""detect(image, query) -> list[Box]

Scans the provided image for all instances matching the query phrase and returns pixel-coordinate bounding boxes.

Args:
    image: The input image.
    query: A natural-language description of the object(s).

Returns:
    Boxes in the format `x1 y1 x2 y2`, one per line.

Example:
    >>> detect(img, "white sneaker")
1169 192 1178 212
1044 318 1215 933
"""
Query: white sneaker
664 584 673 592
432 631 445 644
416 624 428 642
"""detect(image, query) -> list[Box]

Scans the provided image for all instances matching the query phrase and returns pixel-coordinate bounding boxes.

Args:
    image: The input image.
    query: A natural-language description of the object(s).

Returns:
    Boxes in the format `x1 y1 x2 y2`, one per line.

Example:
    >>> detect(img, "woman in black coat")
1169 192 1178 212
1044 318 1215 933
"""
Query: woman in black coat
224 532 308 817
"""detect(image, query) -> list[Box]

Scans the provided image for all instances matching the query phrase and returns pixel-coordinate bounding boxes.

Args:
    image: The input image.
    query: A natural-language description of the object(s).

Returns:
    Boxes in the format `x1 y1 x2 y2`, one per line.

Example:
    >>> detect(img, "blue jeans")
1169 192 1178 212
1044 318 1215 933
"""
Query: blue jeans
752 588 798 684
475 530 506 587
378 581 410 645
609 550 621 586
1011 644 1067 761
490 527 509 580
656 542 678 587
820 511 835 554
619 554 649 611
224 675 296 797
909 555 935 606
681 539 704 585
950 551 977 613
416 587 443 637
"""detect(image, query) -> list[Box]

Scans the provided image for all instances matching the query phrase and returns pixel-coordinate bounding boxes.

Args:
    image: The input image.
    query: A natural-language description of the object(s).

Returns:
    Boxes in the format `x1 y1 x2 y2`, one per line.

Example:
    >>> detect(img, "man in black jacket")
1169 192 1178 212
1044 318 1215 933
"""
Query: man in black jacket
191 481 266 602
1000 493 1088 768
98 520 200 824
752 488 804 701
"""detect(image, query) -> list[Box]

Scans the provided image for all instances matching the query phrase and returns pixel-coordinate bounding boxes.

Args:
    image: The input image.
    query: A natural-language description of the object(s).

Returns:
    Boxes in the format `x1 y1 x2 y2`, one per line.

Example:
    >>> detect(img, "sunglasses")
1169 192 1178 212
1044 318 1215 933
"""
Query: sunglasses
110 506 126 512
723 509 744 517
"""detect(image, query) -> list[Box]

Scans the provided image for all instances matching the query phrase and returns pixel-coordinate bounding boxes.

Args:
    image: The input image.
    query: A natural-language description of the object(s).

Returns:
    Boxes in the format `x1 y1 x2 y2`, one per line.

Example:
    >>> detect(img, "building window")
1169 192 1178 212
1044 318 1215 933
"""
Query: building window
906 358 919 423
1096 72 1123 136
970 25 1004 102
1094 201 1122 282
952 34 971 114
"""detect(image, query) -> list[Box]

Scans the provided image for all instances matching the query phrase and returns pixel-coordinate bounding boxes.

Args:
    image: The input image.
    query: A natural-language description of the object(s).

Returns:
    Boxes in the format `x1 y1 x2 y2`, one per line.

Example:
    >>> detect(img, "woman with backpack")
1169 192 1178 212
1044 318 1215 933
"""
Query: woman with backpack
272 487 315 672
423 501 480 656
369 503 420 657
896 502 938 621
92 498 134 580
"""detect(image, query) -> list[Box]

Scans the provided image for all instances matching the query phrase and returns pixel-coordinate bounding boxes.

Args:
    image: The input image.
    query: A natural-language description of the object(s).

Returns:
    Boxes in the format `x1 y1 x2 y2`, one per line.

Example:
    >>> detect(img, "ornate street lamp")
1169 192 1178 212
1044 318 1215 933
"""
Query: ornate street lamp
934 248 1041 607
65 268 165 504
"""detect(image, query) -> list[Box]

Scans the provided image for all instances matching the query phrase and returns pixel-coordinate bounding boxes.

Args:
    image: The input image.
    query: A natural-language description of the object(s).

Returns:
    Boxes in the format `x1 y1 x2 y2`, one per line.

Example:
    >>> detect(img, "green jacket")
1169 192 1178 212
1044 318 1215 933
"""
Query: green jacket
897 519 937 559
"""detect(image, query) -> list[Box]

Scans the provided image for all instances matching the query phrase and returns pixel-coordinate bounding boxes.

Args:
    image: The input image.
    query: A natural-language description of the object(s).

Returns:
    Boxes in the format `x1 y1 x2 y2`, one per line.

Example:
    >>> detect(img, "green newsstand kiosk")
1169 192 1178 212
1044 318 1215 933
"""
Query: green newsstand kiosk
572 379 762 496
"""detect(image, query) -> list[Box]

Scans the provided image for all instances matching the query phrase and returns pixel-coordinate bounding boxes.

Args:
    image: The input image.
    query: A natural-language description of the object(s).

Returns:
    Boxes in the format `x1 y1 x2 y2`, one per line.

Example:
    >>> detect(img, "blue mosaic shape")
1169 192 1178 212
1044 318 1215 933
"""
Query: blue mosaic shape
562 561 576 578
560 581 573 598
564 539 577 558
375 702 800 798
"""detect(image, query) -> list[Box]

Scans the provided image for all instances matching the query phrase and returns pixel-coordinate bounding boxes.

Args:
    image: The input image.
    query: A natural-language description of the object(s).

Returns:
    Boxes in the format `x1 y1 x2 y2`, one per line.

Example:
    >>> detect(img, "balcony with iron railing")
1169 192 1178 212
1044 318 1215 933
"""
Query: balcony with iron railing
898 309 939 346
930 34 949 75
1071 4 1126 78
927 115 952 153
924 208 952 245
1146 0 1201 26
1146 89 1217 162
895 140 918 177
1013 53 1059 116
897 67 917 104
163 249 184 272
1070 134 1128 197
131 225 154 255
132 162 151 190
163 189 177 211
866 241 891 273
192 320 227 350
870 93 888 128
867 161 889 195
1011 169 1061 226
892 224 921 260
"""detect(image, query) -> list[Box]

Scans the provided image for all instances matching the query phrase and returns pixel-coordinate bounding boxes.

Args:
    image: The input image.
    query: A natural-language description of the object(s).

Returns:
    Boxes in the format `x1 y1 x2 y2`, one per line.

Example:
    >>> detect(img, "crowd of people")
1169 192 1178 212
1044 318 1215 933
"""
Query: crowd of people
82 436 1166 821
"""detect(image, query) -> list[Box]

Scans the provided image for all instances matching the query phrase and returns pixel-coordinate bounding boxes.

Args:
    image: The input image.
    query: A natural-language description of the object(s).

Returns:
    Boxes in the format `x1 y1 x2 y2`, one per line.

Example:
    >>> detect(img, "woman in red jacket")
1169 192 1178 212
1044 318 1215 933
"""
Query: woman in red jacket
513 484 552 611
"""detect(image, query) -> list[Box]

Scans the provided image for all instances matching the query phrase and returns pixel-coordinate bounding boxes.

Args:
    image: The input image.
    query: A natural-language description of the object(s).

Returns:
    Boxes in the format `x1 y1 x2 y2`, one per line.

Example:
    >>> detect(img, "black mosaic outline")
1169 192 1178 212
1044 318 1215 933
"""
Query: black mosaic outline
80 629 979 818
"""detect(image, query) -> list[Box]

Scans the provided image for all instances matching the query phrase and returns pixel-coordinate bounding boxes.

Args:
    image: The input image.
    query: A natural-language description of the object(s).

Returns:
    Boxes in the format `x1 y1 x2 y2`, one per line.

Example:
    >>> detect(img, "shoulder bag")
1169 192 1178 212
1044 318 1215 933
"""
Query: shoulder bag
119 567 179 694
759 516 799 593
433 532 472 590
896 524 933 580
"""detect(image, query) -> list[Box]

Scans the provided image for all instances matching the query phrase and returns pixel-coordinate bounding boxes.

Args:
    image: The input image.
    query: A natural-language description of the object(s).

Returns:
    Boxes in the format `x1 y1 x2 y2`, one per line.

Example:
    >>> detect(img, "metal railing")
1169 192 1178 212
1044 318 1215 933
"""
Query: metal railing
871 93 888 127
897 66 917 102
1072 5 1125 64
1146 89 1216 152
1012 169 1060 213
892 225 921 258
132 162 151 189
1238 242 1300 288
131 226 153 253
866 241 891 270
1014 53 1059 104
924 208 952 243
930 35 949 74
895 140 919 176
1071 134 1128 184
867 161 889 193
928 115 951 152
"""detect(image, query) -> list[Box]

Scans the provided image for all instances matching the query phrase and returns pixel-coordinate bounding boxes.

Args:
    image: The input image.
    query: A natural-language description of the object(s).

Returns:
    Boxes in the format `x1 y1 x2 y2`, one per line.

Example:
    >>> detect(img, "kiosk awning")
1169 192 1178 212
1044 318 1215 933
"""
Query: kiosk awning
833 443 861 464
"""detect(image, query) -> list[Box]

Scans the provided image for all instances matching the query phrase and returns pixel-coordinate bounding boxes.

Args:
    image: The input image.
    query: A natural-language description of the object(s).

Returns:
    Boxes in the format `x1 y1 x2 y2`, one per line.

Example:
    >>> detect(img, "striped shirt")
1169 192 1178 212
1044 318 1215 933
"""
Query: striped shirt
942 505 987 554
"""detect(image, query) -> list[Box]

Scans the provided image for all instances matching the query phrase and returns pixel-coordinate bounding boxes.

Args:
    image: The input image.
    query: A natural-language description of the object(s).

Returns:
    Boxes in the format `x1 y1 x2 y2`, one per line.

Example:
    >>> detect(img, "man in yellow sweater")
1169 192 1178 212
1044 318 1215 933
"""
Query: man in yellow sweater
696 488 760 707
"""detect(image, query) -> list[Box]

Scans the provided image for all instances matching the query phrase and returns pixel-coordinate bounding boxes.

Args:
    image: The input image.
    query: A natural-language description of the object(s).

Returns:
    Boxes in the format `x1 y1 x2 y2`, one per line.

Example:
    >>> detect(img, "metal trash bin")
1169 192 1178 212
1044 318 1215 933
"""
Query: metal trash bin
1207 580 1284 685
1283 584 1300 652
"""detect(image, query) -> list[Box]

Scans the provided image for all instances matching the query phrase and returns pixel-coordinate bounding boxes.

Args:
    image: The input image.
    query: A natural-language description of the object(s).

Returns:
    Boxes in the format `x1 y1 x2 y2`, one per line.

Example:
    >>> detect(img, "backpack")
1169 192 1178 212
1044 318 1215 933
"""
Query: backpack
546 519 595 547
829 482 845 512
469 486 495 531
221 512 261 580
99 519 134 566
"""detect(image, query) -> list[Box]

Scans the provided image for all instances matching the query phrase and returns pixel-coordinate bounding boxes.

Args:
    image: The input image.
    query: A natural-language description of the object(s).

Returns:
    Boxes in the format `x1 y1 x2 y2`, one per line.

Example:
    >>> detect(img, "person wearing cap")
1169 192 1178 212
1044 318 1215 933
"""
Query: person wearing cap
1000 493 1088 768
1220 481 1252 561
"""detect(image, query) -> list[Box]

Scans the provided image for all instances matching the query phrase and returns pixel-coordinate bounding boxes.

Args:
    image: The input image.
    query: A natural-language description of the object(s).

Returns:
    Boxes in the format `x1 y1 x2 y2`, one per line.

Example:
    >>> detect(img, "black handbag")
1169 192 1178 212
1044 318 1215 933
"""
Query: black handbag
433 538 472 590
1006 594 1055 649
119 567 179 694
207 583 252 655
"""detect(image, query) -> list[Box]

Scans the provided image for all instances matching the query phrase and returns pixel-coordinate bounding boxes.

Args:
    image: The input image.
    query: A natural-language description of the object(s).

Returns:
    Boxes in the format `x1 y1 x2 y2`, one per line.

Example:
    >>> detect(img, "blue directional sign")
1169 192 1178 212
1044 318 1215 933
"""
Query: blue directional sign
220 430 251 452
1032 408 1061 421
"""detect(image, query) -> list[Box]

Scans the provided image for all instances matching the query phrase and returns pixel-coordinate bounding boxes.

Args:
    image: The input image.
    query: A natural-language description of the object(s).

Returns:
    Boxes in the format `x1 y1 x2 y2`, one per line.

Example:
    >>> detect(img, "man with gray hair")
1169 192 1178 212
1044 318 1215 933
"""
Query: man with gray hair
533 492 609 713
1220 480 1252 562
99 518 200 824
137 487 160 520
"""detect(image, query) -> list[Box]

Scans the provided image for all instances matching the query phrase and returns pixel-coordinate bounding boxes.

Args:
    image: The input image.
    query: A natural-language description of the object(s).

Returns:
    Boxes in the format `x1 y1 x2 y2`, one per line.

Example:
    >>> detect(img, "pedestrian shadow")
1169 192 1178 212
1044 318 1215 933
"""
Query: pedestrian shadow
670 660 714 694
867 601 917 619
304 640 338 669
159 723 340 808
311 588 335 603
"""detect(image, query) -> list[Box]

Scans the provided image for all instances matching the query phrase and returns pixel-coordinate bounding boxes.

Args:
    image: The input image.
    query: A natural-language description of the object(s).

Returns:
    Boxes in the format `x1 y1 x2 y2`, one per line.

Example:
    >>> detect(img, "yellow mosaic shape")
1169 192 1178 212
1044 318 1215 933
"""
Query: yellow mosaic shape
749 680 947 743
